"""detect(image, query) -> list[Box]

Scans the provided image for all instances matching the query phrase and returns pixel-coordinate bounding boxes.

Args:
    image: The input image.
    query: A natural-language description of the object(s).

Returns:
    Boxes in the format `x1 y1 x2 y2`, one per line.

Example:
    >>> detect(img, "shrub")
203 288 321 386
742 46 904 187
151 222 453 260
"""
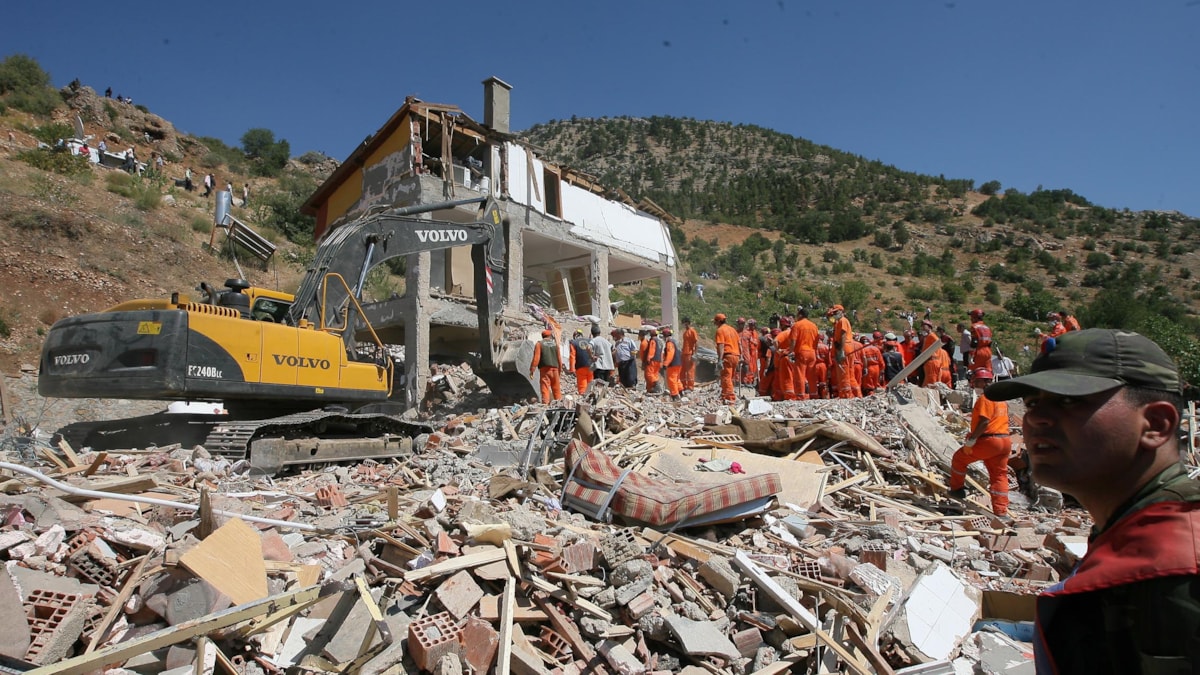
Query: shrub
8 207 89 239
191 216 212 233
0 54 60 115
16 147 91 177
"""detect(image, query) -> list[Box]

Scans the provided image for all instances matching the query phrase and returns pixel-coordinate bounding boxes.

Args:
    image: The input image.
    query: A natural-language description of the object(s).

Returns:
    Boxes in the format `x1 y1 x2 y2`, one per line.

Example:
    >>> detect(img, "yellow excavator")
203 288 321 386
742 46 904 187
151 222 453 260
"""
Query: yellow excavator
38 197 537 472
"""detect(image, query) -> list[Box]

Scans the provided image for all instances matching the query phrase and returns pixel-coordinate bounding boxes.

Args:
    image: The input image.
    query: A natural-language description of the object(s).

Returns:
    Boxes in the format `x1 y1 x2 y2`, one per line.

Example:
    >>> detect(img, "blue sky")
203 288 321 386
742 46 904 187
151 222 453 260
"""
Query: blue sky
8 1 1198 216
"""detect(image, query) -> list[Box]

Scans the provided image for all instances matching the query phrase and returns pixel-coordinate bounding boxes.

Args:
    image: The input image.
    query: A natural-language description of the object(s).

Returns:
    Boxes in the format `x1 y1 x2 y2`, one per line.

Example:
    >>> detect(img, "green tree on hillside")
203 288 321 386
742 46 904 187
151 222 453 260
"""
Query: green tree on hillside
0 54 60 115
241 128 291 177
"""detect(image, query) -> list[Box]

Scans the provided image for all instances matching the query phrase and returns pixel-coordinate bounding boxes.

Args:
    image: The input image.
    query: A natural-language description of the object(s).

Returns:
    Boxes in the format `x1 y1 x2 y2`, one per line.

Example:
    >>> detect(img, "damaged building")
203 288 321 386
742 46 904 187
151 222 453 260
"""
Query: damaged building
301 77 681 407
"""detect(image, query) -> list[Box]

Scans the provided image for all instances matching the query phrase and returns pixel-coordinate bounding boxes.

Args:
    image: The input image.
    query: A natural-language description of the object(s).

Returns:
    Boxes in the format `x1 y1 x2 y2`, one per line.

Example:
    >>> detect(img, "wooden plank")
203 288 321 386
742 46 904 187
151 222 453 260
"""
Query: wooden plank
404 548 506 583
495 578 516 675
885 339 944 389
533 593 595 663
498 409 521 441
82 449 107 475
480 593 549 622
84 555 152 653
28 584 322 675
525 575 611 621
179 517 268 605
57 439 81 468
734 550 872 675
59 475 159 502
41 447 69 471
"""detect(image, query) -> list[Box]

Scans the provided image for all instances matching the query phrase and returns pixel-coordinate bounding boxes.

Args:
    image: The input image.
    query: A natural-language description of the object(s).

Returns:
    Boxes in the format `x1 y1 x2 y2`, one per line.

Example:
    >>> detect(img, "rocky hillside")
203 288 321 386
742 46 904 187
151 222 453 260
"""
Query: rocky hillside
523 117 1200 380
0 85 324 374
3 77 1200 384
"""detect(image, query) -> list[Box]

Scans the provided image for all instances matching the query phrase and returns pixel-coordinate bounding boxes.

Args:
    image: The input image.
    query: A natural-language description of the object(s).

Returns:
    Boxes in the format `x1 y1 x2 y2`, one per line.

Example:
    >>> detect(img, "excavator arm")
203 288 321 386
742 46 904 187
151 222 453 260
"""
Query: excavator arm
286 197 531 394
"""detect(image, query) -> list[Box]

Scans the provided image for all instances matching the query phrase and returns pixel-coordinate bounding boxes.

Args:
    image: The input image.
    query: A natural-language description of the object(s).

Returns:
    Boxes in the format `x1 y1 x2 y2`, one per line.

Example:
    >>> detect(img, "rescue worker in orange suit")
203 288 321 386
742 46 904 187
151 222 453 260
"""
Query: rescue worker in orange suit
757 326 772 384
529 329 562 403
714 313 740 403
644 328 663 394
638 329 651 384
920 320 941 388
947 369 1012 518
680 317 698 392
771 316 797 400
661 327 683 399
1046 312 1068 340
900 329 918 366
936 343 954 386
814 335 830 398
847 335 865 397
828 305 859 398
568 329 594 395
969 309 994 373
1058 309 1081 332
790 308 821 400
859 335 883 395
758 328 780 398
738 318 759 386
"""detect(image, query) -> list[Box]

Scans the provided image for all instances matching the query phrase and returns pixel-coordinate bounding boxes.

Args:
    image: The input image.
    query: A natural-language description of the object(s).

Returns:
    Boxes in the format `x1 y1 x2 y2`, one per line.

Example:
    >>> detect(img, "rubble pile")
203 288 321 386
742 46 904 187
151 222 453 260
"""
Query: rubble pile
0 379 1087 674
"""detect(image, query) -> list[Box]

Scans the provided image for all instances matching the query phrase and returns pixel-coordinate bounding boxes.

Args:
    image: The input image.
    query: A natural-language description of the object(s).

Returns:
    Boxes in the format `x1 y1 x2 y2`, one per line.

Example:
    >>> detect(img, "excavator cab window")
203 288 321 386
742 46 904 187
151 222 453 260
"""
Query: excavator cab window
251 298 290 323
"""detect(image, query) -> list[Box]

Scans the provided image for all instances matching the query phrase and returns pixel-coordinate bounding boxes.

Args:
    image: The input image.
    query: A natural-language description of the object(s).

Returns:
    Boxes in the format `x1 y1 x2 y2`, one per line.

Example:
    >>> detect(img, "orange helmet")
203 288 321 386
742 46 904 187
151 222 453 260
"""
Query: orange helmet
972 368 994 381
541 329 552 338
969 308 985 320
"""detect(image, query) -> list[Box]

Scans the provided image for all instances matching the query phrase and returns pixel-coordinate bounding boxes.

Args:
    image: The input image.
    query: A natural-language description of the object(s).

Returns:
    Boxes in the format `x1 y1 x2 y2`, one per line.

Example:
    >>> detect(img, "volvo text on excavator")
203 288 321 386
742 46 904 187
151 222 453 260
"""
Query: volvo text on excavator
38 196 538 473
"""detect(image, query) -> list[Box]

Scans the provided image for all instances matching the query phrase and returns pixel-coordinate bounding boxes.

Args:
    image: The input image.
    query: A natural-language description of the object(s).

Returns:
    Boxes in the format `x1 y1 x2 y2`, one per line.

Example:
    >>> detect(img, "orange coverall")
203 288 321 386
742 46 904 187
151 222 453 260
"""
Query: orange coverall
681 326 699 391
790 318 820 400
663 337 682 397
529 338 562 403
970 321 994 373
949 394 1012 516
921 332 942 387
831 317 858 398
569 338 594 395
772 326 798 400
715 323 741 402
860 343 883 395
739 328 759 385
644 335 663 393
814 342 830 398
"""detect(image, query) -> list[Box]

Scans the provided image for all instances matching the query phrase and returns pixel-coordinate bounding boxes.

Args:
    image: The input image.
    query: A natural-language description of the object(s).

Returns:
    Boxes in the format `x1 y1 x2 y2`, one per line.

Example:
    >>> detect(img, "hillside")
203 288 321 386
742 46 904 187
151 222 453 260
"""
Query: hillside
522 117 1200 379
0 85 321 374
3 73 1200 386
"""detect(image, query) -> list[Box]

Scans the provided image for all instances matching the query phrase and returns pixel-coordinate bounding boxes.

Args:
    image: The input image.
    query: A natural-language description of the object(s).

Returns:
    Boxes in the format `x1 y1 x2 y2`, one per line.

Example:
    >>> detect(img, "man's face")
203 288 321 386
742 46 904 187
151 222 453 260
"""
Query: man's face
1020 388 1144 500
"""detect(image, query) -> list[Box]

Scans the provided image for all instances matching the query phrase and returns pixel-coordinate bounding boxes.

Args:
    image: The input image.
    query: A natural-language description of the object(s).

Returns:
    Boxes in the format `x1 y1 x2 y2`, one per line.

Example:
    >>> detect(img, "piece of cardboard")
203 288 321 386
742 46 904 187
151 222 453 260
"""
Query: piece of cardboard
179 517 268 605
613 313 643 330
981 590 1037 622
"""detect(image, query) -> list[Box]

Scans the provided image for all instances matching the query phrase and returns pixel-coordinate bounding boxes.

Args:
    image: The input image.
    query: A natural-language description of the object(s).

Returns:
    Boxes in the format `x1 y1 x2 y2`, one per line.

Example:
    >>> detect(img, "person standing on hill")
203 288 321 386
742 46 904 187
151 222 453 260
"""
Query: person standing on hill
714 313 740 403
681 317 698 392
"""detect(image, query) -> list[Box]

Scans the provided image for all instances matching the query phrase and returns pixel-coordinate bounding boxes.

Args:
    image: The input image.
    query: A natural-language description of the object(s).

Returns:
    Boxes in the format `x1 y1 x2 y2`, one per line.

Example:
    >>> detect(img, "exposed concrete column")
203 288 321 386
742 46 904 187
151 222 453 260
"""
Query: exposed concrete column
404 250 432 408
661 268 679 330
505 211 523 311
591 249 610 325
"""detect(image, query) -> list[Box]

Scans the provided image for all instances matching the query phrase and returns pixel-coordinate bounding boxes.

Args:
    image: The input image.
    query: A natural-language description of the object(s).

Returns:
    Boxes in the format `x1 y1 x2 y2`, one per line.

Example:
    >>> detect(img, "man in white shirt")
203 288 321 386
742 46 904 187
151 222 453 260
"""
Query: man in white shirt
589 325 615 384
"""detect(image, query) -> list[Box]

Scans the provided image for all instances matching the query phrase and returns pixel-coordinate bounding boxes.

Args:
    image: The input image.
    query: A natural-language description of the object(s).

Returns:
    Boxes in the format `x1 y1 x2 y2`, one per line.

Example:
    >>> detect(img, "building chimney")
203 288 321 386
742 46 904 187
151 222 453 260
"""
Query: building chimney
482 76 512 134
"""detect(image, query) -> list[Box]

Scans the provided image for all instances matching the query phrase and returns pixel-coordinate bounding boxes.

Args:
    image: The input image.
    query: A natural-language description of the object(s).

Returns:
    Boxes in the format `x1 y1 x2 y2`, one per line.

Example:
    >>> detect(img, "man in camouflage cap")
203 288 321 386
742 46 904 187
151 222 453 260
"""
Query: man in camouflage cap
985 328 1199 673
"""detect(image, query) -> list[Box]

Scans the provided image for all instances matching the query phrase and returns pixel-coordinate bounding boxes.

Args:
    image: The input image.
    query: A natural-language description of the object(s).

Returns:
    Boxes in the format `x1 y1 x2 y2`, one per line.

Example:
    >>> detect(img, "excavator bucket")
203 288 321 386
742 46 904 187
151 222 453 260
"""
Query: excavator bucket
476 339 540 399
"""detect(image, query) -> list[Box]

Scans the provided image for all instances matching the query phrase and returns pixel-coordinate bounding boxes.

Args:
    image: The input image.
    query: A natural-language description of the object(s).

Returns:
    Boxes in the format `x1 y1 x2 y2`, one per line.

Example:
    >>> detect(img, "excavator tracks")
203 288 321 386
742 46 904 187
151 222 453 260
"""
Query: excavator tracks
55 409 432 474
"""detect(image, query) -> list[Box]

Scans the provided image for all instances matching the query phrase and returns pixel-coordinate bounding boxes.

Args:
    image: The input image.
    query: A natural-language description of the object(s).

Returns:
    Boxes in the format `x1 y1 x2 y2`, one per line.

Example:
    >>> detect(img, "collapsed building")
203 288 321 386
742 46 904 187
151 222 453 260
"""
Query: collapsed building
301 77 681 407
